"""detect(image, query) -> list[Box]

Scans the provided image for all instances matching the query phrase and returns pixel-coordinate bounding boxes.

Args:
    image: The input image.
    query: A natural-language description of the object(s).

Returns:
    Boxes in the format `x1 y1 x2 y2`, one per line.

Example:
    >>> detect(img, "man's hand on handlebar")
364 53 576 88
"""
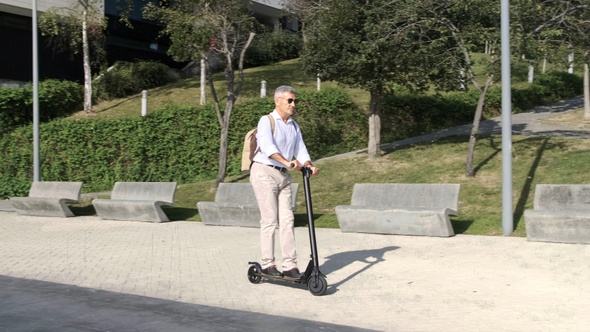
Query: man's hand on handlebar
288 161 319 176
306 165 320 176
288 160 303 171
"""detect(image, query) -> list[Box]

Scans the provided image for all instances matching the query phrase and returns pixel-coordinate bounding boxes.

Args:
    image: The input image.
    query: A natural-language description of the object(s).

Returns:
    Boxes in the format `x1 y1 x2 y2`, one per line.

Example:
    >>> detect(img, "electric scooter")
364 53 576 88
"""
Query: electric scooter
247 166 328 296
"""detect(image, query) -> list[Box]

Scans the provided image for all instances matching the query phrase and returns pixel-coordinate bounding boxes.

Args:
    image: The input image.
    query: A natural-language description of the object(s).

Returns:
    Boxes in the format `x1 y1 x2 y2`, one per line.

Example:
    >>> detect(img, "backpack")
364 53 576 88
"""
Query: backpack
241 114 275 173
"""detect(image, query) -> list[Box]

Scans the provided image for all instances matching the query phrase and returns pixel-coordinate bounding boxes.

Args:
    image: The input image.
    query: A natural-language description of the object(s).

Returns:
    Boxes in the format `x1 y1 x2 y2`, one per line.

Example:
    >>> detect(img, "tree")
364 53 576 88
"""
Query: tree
425 0 590 176
300 0 460 158
513 0 590 116
564 3 590 118
287 0 329 43
144 0 256 188
369 0 514 177
144 0 214 105
429 0 500 177
38 0 108 113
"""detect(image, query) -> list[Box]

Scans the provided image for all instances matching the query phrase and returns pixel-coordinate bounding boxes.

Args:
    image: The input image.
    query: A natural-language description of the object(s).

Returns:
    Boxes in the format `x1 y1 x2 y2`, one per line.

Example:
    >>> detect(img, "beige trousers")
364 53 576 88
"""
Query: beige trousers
250 162 297 270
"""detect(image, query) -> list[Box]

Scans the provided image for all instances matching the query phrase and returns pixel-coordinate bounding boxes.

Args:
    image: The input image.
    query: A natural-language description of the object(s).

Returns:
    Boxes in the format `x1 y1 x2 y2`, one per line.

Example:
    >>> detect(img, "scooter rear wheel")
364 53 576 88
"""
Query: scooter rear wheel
247 265 262 284
307 275 327 296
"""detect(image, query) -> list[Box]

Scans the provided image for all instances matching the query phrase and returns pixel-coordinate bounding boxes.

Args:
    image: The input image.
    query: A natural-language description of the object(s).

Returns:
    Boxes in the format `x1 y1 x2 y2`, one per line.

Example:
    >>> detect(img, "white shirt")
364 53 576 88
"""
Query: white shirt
252 110 311 167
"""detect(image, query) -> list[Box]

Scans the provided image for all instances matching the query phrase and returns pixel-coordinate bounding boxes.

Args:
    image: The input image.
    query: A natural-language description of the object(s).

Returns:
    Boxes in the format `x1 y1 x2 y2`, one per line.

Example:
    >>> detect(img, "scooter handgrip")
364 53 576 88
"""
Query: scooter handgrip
300 166 312 176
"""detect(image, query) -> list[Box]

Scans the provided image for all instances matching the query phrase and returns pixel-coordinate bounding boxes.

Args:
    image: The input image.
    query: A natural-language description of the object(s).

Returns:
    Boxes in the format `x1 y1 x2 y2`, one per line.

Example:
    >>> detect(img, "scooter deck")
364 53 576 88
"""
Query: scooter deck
260 272 305 283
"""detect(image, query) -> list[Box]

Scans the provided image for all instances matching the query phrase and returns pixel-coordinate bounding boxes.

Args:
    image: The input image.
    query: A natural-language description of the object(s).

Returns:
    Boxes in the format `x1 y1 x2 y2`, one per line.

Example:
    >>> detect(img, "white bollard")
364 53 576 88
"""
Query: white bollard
317 73 321 91
141 90 148 117
261 80 267 98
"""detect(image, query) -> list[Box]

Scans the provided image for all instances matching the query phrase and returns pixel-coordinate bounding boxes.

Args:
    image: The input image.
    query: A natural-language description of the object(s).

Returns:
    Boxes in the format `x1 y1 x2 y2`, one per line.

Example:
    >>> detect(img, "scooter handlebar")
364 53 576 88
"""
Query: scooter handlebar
288 163 311 176
300 166 312 177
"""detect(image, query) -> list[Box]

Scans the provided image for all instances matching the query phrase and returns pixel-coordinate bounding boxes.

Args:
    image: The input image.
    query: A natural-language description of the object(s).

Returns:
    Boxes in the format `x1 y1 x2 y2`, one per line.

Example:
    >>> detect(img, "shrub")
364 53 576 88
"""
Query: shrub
226 87 366 173
511 72 582 113
0 87 30 135
0 79 83 136
291 87 367 157
0 71 582 198
38 79 84 118
245 30 303 68
535 71 583 100
93 61 177 101
381 92 476 142
380 71 583 140
0 87 362 197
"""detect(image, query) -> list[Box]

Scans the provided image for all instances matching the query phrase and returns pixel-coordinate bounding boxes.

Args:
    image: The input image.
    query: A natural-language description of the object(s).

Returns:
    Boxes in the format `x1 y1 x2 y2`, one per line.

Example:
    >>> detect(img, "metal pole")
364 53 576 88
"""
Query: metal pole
32 0 40 181
501 0 513 235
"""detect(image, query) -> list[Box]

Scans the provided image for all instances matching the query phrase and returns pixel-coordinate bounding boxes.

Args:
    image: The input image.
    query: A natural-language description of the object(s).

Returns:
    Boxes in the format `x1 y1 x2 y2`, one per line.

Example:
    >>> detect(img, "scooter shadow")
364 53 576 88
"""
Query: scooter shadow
320 246 400 295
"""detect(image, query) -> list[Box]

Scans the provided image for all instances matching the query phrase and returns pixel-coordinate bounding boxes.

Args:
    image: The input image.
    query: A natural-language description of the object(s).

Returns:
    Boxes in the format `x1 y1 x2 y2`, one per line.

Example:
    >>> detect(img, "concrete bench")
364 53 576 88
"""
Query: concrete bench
93 182 177 223
10 181 83 217
197 183 299 227
335 183 460 237
524 184 590 244
0 200 15 212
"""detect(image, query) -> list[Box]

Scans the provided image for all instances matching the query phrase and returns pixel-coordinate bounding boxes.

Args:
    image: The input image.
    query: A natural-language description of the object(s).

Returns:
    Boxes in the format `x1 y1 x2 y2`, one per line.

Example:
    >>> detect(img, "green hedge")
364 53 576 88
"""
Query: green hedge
93 61 177 101
0 79 83 136
511 71 583 113
0 87 366 197
0 72 582 198
380 71 583 143
245 30 303 68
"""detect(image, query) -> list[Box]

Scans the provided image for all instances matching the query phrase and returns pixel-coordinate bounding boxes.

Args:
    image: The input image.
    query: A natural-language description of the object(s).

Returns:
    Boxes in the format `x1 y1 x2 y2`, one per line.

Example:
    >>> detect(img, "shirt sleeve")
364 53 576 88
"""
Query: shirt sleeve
294 124 312 164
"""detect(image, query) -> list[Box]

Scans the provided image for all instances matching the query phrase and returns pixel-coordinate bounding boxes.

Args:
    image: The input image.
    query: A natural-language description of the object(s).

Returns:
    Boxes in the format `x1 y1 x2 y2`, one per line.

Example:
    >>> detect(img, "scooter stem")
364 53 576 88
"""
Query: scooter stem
301 167 320 269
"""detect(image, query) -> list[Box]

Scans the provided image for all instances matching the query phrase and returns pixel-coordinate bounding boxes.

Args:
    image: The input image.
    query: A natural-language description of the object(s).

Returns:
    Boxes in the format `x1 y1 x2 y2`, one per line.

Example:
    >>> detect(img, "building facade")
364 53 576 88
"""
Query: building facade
0 0 297 85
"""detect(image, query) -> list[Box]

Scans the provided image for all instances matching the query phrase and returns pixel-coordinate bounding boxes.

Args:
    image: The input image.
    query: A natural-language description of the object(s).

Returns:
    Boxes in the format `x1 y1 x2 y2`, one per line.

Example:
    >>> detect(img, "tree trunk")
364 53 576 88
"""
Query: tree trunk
584 58 590 119
466 75 494 177
82 9 92 113
211 33 254 189
213 64 234 189
367 90 382 158
210 32 254 189
214 101 232 188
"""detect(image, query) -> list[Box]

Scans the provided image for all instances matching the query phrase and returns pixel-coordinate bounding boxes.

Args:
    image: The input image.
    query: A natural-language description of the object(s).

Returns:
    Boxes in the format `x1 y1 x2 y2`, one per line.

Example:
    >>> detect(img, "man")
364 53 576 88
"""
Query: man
250 85 320 279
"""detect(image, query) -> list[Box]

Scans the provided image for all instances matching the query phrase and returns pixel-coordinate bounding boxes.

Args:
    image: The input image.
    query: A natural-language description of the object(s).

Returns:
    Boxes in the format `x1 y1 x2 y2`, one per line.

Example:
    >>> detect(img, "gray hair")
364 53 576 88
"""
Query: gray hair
274 85 296 98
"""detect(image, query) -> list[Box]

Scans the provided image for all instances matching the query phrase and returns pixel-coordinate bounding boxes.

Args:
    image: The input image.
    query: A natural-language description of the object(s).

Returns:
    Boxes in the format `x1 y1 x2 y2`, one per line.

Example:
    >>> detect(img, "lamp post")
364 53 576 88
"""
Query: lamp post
32 0 40 181
501 0 513 235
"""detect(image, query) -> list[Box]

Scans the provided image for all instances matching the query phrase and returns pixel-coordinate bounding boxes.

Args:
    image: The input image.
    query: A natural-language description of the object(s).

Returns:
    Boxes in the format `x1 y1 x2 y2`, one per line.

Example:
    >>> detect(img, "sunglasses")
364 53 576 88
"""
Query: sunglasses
279 97 297 105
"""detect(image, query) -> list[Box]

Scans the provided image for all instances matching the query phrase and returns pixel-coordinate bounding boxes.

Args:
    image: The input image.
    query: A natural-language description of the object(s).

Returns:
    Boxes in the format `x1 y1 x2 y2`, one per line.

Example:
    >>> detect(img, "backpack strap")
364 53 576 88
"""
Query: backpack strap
267 113 275 134
250 113 276 170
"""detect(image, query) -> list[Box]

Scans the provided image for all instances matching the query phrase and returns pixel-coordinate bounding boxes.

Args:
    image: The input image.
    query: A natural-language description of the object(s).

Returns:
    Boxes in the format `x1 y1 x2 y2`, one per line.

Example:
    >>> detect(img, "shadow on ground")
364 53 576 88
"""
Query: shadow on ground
321 246 399 295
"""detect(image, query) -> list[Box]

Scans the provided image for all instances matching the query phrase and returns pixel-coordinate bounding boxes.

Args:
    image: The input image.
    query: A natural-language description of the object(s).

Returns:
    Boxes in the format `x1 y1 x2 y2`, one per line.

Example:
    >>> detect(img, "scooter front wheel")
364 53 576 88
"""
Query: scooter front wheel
307 275 327 296
247 265 262 284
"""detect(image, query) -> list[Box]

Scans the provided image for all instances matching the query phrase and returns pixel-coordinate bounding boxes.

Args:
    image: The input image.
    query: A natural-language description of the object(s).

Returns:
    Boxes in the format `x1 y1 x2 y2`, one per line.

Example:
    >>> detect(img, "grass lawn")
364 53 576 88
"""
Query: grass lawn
69 129 589 238
71 58 372 119
70 57 589 237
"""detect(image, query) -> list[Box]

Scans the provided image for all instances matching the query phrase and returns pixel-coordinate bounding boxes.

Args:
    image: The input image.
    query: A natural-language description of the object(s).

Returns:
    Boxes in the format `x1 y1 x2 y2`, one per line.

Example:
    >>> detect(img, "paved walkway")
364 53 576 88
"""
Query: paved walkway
1 96 590 331
0 215 589 331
